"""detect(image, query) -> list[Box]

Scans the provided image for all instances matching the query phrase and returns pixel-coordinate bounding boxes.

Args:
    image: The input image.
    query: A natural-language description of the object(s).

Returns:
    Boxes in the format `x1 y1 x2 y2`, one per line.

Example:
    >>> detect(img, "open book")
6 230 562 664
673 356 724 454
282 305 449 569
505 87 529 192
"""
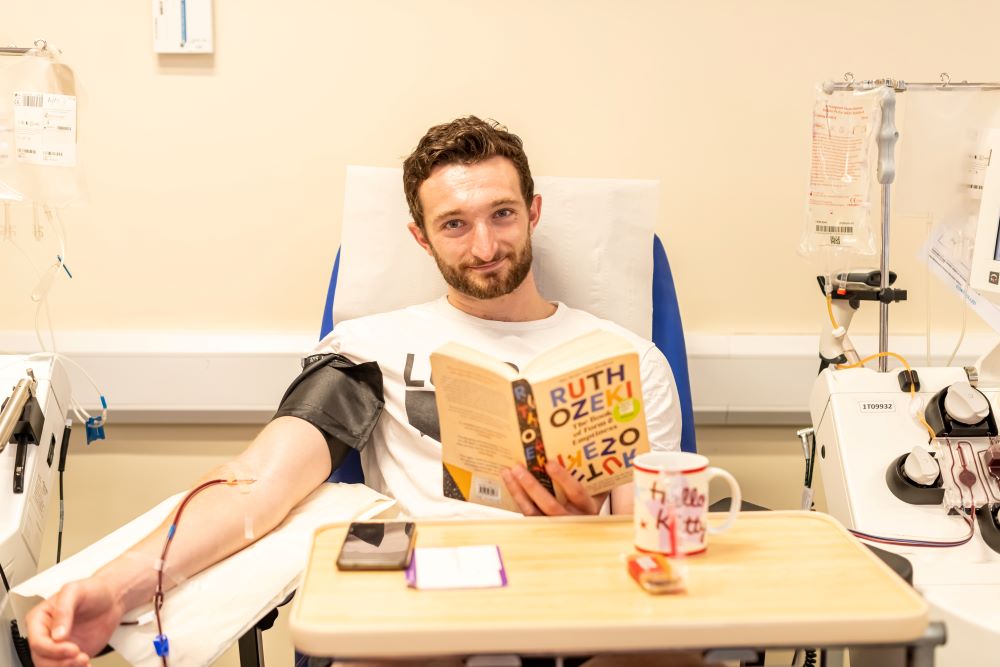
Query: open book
431 329 650 512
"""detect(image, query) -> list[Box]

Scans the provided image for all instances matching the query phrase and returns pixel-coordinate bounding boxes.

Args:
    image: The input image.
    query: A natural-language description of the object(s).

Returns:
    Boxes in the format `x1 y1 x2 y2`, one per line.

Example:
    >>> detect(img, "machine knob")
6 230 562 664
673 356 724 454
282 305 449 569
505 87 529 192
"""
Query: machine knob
943 381 991 425
902 446 939 486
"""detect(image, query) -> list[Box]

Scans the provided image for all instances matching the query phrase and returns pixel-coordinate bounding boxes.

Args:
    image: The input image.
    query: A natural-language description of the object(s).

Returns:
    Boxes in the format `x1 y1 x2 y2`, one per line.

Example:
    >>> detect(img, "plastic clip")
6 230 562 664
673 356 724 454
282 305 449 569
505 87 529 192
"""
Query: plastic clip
85 416 105 444
153 634 170 657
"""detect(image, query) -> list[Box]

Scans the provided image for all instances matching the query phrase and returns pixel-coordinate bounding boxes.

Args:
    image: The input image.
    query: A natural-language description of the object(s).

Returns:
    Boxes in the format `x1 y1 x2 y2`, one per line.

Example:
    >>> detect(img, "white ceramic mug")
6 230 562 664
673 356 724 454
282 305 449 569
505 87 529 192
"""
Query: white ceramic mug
633 451 741 556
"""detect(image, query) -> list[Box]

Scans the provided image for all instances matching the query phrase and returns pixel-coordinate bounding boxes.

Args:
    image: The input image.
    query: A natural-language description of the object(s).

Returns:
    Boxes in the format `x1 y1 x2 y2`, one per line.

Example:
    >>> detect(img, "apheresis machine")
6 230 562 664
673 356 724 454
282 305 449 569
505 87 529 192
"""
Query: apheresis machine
806 78 1000 667
0 358 72 666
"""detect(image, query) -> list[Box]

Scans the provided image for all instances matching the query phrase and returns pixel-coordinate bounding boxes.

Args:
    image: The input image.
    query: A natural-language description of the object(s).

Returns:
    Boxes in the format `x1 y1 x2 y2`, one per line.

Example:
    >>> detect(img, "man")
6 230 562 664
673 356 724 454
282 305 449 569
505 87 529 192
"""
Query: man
27 116 682 665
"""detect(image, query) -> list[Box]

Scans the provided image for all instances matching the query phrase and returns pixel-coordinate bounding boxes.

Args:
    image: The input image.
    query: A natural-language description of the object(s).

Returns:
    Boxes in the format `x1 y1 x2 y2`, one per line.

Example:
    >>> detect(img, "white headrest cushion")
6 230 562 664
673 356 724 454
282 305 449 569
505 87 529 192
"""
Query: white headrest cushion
334 166 657 338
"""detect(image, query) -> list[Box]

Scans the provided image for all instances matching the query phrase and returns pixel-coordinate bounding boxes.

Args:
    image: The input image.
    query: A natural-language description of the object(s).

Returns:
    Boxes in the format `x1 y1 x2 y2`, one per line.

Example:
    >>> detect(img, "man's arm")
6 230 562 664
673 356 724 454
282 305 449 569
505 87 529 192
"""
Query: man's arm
27 416 331 666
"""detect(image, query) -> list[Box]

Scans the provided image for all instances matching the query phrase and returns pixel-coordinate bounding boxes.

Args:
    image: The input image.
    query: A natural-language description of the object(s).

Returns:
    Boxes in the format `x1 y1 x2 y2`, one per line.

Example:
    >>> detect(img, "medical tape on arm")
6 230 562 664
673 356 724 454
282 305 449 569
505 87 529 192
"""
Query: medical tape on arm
216 462 258 541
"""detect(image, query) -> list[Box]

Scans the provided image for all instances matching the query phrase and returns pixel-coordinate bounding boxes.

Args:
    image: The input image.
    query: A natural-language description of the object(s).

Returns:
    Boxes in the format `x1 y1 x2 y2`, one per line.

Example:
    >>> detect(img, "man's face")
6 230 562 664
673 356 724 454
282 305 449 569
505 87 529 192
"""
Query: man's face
410 156 540 300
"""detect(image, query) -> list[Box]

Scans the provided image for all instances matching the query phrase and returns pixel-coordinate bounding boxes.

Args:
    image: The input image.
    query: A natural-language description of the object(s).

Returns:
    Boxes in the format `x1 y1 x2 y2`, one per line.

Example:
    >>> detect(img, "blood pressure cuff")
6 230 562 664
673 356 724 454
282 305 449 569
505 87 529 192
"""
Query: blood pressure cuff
272 353 385 471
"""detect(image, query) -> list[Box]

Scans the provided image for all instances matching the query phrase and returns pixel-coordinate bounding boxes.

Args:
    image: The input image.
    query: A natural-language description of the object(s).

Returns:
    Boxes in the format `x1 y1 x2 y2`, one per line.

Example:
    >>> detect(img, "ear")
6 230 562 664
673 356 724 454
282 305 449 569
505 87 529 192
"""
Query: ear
408 221 434 256
528 194 542 233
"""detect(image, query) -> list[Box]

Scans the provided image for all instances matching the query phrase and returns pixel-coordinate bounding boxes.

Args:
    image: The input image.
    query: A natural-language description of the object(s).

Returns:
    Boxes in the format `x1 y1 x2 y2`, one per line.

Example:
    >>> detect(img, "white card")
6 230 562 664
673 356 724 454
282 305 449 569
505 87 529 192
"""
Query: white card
405 545 507 590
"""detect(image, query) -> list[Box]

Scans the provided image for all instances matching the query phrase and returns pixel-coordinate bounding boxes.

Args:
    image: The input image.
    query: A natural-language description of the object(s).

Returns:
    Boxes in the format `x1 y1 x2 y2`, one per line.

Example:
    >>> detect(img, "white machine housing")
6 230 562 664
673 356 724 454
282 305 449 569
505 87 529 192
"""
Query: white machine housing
0 357 70 667
810 366 1000 667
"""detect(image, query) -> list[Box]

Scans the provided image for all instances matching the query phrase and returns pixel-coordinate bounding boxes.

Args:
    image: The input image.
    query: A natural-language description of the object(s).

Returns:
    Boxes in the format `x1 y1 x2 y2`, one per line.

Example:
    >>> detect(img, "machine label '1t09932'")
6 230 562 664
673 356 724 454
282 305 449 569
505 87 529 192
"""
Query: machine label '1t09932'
859 401 895 413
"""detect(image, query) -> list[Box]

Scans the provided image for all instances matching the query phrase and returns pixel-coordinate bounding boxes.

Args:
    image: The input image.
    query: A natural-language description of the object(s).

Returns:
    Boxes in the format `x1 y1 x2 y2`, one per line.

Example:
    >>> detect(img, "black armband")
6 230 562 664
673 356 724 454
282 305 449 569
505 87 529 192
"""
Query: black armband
272 353 385 471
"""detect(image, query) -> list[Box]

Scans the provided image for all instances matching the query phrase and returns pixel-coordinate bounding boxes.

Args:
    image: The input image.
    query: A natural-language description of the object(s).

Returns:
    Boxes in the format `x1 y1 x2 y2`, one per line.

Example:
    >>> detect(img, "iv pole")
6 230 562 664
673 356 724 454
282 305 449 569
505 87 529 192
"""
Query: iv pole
876 85 897 372
0 40 49 56
823 74 1000 372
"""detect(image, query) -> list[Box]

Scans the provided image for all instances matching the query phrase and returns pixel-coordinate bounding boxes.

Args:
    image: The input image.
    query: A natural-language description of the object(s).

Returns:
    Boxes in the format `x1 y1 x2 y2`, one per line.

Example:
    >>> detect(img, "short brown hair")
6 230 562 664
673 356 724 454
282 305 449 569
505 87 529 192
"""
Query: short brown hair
402 116 534 230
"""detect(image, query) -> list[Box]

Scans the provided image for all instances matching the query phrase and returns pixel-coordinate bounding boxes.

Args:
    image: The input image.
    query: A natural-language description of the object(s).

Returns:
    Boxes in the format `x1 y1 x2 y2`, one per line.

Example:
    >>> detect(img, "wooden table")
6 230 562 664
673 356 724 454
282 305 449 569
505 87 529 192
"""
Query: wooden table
290 511 933 661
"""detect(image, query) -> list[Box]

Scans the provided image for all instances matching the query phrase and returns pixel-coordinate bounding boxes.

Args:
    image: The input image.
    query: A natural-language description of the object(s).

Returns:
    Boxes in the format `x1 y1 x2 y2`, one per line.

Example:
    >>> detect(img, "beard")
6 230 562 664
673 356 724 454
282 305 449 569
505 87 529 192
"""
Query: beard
431 238 534 300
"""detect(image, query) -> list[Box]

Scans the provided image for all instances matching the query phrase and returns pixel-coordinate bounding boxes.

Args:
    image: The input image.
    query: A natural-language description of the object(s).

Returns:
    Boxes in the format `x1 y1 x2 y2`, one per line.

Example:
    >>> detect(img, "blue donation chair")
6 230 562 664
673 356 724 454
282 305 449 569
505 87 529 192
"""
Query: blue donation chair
262 169 698 667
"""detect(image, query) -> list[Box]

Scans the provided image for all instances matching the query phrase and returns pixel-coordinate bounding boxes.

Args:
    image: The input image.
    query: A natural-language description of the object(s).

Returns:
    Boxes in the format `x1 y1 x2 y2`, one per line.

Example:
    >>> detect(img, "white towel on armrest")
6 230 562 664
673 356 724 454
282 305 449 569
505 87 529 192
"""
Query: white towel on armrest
11 482 394 667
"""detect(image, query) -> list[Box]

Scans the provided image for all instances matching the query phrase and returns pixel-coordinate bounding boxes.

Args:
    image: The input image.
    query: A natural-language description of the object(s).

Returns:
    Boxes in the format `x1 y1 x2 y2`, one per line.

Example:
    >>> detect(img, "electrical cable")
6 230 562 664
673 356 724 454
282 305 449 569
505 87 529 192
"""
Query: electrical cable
11 620 34 667
0 565 33 667
56 418 75 567
56 467 65 563
0 558 10 593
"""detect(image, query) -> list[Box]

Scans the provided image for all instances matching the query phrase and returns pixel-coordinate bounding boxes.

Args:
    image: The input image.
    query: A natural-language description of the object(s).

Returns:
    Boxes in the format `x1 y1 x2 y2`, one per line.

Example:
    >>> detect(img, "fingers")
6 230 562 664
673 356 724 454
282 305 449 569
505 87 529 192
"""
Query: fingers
502 465 568 516
545 461 600 514
503 463 608 516
26 603 81 660
26 583 97 667
52 583 83 641
500 467 543 515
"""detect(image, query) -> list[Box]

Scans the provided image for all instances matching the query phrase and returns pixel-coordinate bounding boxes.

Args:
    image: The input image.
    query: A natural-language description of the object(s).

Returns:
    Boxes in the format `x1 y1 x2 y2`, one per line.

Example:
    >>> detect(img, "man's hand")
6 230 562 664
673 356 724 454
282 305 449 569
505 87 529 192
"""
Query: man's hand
501 461 607 515
27 577 125 667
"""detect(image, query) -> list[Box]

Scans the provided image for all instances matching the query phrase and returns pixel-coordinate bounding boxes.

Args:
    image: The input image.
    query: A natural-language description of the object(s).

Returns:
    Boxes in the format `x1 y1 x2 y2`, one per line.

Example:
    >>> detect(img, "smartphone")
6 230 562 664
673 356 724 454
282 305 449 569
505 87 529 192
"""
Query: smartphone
336 521 417 570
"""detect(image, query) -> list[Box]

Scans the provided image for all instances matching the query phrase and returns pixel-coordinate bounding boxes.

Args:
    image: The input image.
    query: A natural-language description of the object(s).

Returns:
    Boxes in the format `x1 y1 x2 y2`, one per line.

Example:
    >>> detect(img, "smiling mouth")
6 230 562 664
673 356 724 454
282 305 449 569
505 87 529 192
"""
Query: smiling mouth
468 258 506 272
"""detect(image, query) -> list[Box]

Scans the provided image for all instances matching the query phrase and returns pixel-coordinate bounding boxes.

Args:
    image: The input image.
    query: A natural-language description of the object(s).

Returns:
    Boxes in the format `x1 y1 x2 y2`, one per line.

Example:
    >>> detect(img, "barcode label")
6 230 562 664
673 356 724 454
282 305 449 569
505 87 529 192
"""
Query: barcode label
815 224 854 234
18 93 44 107
476 482 499 498
12 91 77 167
471 476 501 502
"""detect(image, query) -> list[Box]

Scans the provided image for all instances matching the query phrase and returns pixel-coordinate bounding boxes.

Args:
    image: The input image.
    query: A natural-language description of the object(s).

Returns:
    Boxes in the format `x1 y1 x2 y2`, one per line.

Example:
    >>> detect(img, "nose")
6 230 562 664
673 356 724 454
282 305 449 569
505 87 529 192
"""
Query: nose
470 220 498 262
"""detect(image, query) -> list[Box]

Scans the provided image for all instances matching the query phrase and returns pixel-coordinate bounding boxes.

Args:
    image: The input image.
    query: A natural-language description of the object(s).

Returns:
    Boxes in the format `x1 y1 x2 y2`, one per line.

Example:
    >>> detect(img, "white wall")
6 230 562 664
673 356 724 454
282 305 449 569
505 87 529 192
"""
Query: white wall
4 0 1000 339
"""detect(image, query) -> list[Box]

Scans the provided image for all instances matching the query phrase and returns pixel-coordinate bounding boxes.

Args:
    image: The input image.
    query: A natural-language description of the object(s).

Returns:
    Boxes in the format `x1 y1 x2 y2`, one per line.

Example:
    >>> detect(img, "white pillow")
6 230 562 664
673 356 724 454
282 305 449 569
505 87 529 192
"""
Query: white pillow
335 166 657 338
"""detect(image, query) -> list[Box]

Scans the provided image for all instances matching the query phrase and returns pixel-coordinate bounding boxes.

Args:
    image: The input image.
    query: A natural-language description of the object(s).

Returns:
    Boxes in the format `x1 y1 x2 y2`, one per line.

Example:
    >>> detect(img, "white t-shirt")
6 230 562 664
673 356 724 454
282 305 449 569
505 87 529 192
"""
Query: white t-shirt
313 297 682 518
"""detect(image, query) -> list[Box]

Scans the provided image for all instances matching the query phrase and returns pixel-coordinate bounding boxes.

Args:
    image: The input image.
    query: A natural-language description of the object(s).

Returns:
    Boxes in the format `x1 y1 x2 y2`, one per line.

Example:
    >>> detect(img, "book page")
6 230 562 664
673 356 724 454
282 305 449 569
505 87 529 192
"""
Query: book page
522 329 634 379
431 347 522 512
529 348 649 495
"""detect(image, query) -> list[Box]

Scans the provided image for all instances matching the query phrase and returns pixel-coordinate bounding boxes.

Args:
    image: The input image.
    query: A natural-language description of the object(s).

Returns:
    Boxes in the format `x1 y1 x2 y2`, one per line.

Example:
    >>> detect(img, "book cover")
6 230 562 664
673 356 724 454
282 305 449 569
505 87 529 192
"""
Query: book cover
432 329 650 512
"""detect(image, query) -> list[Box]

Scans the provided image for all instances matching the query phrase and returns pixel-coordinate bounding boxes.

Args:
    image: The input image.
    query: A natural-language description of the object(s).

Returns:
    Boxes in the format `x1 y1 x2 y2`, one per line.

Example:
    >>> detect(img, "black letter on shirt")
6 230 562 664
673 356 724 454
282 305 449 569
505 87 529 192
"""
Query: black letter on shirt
404 353 425 387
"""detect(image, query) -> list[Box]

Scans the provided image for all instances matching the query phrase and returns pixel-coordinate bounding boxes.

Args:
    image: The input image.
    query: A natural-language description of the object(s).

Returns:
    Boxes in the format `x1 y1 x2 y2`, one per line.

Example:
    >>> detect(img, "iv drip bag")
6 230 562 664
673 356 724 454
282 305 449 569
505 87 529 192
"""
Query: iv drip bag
0 46 87 206
800 86 880 267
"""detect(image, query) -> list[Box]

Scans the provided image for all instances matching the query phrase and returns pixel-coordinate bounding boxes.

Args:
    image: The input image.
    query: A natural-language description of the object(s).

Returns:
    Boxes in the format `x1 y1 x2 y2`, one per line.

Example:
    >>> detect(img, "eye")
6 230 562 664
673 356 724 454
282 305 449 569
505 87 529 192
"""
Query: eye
494 208 515 219
442 219 463 231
